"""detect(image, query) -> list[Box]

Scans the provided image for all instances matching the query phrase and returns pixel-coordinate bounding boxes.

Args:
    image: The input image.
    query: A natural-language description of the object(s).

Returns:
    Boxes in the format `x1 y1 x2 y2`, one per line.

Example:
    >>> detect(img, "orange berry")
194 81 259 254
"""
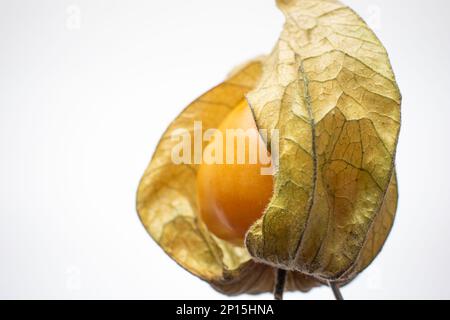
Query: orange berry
197 100 273 245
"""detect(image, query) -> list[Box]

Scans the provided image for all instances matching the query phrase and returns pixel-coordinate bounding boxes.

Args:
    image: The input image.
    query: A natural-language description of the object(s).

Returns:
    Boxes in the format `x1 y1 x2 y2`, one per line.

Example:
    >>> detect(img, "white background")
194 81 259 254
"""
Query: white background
1 0 449 299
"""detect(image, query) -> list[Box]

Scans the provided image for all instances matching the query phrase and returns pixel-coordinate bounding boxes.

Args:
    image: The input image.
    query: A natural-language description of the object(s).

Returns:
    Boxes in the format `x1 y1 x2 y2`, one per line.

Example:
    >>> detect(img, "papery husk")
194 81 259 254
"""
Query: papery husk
137 0 401 295
246 0 400 283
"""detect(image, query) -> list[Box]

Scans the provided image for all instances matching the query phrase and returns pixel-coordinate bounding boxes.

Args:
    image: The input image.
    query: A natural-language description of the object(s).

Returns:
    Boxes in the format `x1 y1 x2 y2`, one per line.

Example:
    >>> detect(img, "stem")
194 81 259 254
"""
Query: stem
273 269 287 300
328 281 344 300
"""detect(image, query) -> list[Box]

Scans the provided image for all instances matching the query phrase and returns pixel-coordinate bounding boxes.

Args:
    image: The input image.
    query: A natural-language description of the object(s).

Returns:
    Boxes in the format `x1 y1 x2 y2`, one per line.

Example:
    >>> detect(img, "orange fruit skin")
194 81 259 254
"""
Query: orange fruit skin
197 100 274 246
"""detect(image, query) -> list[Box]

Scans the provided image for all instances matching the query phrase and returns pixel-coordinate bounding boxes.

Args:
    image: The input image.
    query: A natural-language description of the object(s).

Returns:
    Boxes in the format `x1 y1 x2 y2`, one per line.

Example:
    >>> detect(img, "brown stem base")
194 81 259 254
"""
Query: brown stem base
328 281 344 300
273 269 287 300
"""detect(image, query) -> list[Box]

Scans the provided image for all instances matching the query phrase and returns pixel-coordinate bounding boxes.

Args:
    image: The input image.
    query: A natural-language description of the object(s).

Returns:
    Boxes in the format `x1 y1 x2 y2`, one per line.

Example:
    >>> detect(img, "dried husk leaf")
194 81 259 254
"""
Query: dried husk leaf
246 0 401 282
137 61 320 295
138 0 401 295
